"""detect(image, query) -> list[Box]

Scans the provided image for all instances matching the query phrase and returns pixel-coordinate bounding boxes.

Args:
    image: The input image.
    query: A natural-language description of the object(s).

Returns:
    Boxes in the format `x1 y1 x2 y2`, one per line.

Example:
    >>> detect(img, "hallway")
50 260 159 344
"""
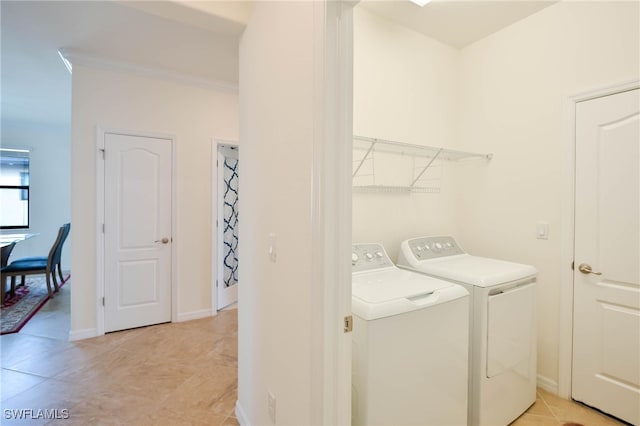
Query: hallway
0 282 239 425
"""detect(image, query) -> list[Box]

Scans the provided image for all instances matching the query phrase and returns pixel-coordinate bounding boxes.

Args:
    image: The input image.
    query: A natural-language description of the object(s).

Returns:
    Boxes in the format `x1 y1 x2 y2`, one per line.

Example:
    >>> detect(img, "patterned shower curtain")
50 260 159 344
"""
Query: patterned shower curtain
222 157 239 288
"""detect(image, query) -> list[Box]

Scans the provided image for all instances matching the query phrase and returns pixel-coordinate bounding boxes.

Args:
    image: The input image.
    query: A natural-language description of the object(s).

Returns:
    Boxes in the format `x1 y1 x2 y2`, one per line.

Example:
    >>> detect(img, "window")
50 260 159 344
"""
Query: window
0 148 30 229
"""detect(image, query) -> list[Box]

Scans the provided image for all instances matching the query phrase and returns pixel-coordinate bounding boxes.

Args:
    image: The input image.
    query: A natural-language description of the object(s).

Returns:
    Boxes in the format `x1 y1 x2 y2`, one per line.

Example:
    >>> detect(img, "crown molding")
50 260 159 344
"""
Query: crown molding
58 48 238 93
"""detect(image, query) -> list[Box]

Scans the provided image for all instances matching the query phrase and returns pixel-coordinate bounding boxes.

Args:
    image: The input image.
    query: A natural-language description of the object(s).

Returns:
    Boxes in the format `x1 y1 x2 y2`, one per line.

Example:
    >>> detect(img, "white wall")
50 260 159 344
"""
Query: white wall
353 8 461 261
456 1 640 388
70 64 238 336
1 121 71 269
237 2 324 424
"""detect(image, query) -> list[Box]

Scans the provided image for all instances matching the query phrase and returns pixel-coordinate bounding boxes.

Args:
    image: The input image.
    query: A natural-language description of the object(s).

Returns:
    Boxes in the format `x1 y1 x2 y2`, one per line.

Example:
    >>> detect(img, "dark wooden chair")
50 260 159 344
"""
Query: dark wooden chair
11 223 70 288
1 225 68 301
0 242 17 305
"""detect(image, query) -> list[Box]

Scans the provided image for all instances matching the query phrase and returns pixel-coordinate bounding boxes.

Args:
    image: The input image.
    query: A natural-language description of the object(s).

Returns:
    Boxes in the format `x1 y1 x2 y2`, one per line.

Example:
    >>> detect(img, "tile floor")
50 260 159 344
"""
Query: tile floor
510 389 626 426
1 281 239 425
0 278 628 426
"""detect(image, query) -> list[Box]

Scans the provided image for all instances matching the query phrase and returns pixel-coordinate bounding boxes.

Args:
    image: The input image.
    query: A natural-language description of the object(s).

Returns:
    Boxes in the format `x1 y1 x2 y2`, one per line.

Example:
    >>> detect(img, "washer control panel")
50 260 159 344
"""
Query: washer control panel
352 243 394 273
407 236 465 260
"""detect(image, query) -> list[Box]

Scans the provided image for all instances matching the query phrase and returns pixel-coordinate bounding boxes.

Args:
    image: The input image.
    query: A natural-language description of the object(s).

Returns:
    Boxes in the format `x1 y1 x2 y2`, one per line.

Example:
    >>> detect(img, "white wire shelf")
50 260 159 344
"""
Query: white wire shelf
352 135 492 194
352 185 441 194
353 135 492 161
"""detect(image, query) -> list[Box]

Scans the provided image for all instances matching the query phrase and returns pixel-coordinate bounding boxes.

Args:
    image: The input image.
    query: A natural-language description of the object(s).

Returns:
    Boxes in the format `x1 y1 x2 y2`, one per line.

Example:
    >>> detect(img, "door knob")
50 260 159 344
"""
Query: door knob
578 263 602 275
155 237 169 244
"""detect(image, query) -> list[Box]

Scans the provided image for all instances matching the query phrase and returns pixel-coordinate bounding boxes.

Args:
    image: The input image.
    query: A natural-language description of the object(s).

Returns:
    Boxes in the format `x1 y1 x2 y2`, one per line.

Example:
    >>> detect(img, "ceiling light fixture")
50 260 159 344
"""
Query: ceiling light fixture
57 50 72 74
410 0 432 6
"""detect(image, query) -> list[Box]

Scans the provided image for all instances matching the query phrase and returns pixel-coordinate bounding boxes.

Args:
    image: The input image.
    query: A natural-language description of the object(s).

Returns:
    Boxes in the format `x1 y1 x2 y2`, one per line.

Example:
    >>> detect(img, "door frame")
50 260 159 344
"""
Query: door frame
211 138 239 314
95 127 178 336
309 1 355 423
558 79 640 398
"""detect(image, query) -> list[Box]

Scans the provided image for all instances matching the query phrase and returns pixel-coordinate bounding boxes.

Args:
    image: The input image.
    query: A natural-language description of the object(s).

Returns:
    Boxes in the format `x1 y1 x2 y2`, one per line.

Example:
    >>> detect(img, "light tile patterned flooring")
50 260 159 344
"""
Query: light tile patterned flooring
510 389 626 426
0 278 628 426
1 281 239 425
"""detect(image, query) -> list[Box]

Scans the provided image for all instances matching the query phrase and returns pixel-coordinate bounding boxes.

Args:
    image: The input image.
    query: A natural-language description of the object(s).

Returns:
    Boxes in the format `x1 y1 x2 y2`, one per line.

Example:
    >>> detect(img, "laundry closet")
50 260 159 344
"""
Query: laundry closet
352 5 465 263
351 1 639 425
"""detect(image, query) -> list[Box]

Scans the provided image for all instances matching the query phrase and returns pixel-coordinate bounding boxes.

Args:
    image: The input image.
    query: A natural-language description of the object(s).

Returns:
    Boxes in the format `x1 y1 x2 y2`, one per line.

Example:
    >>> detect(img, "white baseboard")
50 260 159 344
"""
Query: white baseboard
69 311 213 340
68 311 213 340
537 374 559 395
235 400 248 426
69 328 98 341
176 309 213 322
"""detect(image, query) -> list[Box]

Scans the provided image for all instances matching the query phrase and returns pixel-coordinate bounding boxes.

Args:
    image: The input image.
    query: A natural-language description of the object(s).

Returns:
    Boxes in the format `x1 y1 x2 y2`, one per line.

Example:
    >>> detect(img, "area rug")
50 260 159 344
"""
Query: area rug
0 274 69 335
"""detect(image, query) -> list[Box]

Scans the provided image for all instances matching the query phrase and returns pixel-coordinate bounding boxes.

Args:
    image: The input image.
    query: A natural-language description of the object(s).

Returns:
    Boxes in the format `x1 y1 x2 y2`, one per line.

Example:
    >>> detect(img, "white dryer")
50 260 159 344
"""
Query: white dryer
397 236 538 426
351 243 469 426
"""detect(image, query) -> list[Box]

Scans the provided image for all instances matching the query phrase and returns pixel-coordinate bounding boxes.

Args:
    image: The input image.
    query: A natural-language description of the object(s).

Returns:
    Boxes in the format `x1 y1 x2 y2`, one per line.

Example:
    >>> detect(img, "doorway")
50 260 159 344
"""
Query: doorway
571 87 639 425
215 143 239 311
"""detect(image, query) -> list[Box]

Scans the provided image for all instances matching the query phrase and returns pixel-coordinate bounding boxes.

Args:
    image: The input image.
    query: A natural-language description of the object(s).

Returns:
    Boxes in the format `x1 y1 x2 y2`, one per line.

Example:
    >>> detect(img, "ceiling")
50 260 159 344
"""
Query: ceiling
1 0 558 130
1 1 249 128
359 0 558 49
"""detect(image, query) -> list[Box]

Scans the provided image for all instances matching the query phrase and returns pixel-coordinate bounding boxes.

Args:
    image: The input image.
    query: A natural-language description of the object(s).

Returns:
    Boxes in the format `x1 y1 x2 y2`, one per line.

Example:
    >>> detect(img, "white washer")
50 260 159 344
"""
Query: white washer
351 243 469 426
397 236 538 426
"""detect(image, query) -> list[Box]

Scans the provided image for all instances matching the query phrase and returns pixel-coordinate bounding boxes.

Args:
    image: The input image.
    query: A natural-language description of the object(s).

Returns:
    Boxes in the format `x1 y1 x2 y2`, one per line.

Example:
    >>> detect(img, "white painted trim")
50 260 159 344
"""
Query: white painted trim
334 3 355 424
537 374 559 395
559 79 640 399
59 48 238 93
171 134 178 326
69 328 98 341
176 309 213 322
211 139 218 316
95 128 178 335
310 1 354 424
310 1 327 418
68 328 98 341
212 138 240 313
96 127 106 336
567 79 640 105
235 401 249 426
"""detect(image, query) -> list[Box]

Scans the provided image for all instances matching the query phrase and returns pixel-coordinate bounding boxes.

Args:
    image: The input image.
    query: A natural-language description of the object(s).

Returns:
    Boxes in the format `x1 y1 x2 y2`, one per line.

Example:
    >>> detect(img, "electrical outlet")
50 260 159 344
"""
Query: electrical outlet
268 391 276 423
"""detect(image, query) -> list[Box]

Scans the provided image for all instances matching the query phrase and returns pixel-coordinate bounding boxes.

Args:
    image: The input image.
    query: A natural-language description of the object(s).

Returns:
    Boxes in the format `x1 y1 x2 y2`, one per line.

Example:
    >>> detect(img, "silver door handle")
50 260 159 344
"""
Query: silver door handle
155 237 169 244
578 263 602 275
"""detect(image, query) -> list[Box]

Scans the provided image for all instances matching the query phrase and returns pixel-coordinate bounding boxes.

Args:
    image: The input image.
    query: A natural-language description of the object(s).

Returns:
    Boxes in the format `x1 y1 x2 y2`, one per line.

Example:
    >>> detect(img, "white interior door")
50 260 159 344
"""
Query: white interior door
104 133 172 332
572 88 640 425
217 144 239 310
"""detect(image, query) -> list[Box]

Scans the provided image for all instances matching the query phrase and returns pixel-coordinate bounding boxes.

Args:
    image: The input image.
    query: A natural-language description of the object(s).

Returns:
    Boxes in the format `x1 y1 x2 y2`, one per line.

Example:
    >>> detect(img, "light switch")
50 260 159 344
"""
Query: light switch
536 222 549 240
268 391 276 423
268 233 277 262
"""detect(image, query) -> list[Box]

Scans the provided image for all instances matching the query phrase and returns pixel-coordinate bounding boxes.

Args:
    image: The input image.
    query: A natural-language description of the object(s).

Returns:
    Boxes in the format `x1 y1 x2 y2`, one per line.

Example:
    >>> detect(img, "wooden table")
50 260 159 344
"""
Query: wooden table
0 233 38 248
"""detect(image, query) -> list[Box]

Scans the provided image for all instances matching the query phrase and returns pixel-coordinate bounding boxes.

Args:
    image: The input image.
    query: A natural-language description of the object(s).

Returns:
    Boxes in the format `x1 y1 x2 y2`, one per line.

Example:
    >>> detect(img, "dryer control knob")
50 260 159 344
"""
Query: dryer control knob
434 242 443 250
351 253 358 265
365 253 374 260
375 251 383 258
416 246 423 252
